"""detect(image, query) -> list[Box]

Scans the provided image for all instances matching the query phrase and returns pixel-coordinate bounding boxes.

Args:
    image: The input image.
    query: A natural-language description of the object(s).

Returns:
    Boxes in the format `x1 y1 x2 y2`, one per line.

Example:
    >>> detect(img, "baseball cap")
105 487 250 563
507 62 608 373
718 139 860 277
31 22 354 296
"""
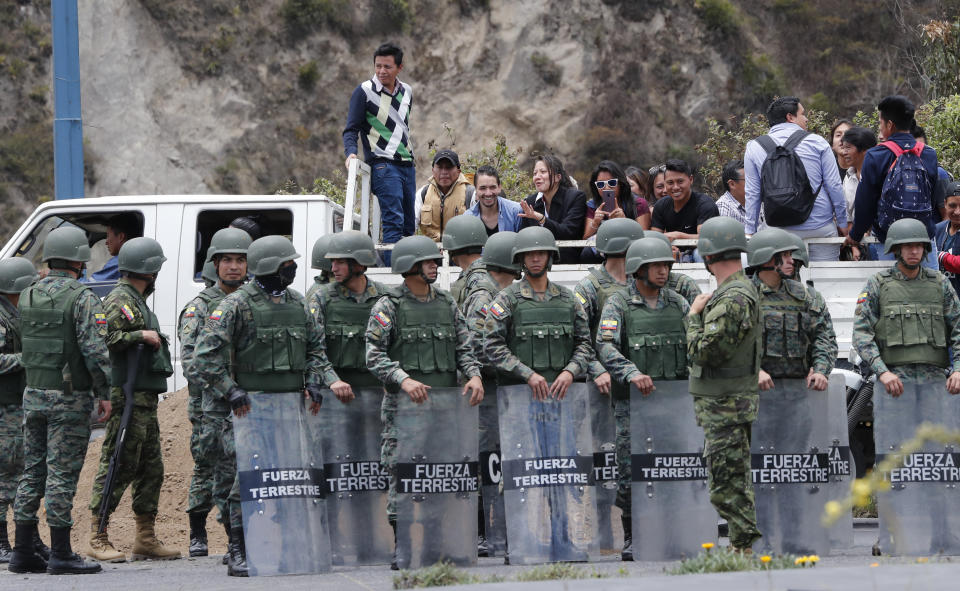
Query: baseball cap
947 180 960 197
432 149 460 168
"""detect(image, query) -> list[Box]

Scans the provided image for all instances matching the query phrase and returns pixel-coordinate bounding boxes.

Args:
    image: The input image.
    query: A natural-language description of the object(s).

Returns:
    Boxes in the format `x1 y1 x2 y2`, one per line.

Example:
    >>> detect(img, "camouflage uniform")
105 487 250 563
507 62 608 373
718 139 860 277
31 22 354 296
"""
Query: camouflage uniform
89 279 174 519
15 270 111 528
0 296 24 521
191 281 324 529
178 285 229 520
595 282 690 514
668 271 701 305
451 259 491 307
306 275 331 303
306 278 390 388
753 275 837 379
853 267 960 382
365 283 481 520
575 266 628 382
686 270 763 549
482 278 595 384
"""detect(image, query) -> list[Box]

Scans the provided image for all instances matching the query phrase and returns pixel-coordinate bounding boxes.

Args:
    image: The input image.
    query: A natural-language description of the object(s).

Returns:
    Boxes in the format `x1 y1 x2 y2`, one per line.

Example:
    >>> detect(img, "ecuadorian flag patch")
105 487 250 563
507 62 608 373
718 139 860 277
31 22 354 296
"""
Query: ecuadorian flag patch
600 319 618 331
489 302 506 319
94 313 107 325
183 306 196 318
856 292 868 305
209 309 223 321
374 312 391 327
120 304 135 321
576 292 587 305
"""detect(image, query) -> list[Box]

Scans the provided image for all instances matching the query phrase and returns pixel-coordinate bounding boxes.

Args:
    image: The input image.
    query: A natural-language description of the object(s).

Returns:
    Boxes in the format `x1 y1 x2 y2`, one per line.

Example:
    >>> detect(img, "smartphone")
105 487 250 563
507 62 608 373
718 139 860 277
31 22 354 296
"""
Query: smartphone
601 189 617 212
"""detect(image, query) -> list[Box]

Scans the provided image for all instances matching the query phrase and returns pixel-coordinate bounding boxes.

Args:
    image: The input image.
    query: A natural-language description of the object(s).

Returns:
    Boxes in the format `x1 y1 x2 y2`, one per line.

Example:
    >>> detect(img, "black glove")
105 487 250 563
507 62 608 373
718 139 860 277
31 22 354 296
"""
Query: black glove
227 386 250 411
305 384 324 407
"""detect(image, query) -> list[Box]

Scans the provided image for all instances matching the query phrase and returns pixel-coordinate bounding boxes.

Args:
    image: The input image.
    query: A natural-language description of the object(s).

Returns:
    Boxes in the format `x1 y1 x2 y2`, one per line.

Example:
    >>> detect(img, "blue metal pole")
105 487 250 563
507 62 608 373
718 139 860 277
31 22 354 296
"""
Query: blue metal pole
51 0 84 200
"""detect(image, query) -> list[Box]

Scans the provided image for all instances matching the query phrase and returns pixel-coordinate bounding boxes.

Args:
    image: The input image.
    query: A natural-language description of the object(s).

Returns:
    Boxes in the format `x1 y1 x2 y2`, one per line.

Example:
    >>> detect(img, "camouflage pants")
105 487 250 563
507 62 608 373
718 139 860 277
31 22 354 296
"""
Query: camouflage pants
380 390 398 522
186 384 220 515
0 404 24 519
89 404 163 518
613 398 631 516
693 394 762 549
223 415 244 530
204 412 235 527
14 409 90 528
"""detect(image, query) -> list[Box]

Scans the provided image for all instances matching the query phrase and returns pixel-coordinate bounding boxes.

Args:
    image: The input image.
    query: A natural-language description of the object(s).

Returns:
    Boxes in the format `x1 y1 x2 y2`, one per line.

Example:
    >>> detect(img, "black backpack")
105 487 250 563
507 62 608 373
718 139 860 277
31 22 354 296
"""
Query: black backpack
756 130 822 227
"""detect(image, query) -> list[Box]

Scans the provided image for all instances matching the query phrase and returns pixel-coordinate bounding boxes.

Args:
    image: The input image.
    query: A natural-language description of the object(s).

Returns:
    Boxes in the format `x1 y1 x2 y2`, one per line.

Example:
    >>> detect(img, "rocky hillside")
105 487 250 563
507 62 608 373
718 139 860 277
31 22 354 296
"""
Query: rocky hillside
0 0 950 238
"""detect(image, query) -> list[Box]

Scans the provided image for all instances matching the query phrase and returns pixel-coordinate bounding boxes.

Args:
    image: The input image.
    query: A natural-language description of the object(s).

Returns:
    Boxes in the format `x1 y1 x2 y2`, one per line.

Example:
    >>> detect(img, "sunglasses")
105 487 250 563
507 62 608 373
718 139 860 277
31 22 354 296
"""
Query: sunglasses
594 179 618 190
649 164 666 175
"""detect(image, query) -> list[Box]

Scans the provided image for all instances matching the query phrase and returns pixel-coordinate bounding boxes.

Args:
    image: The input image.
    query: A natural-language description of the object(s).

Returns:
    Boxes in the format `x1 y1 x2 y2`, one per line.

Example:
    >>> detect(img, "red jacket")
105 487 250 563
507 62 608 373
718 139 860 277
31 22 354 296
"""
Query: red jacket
939 251 960 273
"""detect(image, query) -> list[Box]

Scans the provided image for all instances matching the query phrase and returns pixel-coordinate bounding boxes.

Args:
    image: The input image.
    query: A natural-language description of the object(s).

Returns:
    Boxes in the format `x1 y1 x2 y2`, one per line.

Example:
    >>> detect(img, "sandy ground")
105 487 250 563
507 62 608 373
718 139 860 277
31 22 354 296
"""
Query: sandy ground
5 388 229 558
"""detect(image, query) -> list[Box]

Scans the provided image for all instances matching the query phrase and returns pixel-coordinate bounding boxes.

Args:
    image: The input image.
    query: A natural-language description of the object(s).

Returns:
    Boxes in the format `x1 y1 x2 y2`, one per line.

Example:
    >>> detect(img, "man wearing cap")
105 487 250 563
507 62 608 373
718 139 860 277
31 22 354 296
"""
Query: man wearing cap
308 230 390 403
365 235 483 569
0 258 37 563
935 181 960 296
11 227 111 575
88 237 179 563
416 149 475 241
178 228 250 559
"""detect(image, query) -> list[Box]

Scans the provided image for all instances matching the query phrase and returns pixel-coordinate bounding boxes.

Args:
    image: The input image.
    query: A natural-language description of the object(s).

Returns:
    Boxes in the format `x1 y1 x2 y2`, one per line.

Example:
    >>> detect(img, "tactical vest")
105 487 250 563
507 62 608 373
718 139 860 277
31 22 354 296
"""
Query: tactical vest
235 283 309 392
586 268 628 343
326 289 382 387
387 292 458 388
875 268 949 368
504 289 576 384
759 279 811 378
621 295 688 396
0 305 25 405
689 276 761 397
20 279 93 391
109 287 174 394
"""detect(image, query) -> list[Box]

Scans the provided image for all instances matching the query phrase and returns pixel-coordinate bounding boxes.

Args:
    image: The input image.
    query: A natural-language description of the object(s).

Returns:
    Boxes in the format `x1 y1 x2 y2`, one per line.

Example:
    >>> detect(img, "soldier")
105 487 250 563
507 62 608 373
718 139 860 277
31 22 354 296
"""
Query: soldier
686 217 763 552
308 230 389 401
595 236 690 561
0 258 37 563
192 235 325 577
179 228 250 558
10 227 111 575
645 230 702 305
365 235 483 569
746 228 837 392
444 215 491 306
575 218 644 397
483 225 594 400
853 218 960 397
307 234 334 301
87 238 179 563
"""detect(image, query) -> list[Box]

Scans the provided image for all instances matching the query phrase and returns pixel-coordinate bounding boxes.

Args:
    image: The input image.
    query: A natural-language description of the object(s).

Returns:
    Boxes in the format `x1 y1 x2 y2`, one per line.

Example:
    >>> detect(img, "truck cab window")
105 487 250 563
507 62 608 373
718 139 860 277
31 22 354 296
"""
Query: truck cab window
194 209 293 281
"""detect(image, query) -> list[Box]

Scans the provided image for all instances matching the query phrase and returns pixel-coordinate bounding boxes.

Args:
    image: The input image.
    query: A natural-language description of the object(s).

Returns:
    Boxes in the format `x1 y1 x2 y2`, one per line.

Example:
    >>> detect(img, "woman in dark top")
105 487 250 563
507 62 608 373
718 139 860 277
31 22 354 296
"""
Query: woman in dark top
519 154 587 263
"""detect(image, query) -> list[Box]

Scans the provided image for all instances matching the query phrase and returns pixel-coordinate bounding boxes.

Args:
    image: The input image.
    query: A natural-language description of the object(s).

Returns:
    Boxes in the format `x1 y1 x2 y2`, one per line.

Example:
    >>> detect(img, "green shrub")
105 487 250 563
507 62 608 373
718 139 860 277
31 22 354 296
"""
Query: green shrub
922 19 960 99
918 94 960 177
530 51 562 86
695 114 768 196
695 0 739 37
281 0 352 36
392 561 490 589
298 60 319 90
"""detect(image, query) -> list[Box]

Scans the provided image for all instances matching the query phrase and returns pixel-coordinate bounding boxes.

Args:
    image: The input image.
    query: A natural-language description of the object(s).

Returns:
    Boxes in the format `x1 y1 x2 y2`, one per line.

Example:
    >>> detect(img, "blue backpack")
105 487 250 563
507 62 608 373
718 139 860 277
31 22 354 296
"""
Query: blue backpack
876 140 933 230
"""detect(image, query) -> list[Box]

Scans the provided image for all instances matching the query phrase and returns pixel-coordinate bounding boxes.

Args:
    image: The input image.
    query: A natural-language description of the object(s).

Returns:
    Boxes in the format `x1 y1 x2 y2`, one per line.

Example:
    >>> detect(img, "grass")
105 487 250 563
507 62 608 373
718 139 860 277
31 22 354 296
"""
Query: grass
392 560 620 588
669 546 813 575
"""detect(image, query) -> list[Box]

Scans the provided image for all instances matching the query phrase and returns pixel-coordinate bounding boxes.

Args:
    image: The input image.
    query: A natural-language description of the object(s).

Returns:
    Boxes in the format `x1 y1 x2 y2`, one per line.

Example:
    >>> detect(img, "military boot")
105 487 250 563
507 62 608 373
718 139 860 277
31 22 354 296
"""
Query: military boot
227 527 248 577
621 514 633 561
47 526 102 575
131 514 180 561
87 521 126 563
7 522 47 573
32 527 50 561
188 511 209 557
0 520 12 563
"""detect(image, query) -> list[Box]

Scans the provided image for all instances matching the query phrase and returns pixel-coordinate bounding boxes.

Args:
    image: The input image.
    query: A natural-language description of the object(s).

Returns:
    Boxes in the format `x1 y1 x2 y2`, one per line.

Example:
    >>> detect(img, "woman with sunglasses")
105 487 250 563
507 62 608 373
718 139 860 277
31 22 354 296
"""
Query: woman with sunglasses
583 161 645 243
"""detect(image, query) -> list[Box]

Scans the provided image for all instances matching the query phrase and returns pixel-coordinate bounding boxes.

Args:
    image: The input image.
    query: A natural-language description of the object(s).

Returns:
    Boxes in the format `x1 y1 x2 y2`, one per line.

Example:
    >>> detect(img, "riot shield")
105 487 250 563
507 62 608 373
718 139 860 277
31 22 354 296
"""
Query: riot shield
479 384 507 556
875 379 960 556
315 389 392 565
234 392 331 576
498 383 597 565
825 373 854 550
588 383 620 553
395 388 479 569
630 380 717 561
751 379 830 556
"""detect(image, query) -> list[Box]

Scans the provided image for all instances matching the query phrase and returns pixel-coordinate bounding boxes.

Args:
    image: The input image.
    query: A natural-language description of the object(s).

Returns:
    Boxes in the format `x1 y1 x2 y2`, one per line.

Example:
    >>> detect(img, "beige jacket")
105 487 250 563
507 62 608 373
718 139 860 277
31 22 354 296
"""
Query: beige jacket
418 173 472 241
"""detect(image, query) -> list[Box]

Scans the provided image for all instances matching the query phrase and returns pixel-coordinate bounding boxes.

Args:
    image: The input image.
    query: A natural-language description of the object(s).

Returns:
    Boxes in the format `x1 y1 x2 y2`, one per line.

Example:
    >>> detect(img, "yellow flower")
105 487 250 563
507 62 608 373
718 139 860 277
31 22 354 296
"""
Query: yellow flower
870 562 880 567
808 555 819 564
701 542 715 550
824 501 843 519
917 557 929 563
795 556 807 565
851 479 871 497
760 555 772 563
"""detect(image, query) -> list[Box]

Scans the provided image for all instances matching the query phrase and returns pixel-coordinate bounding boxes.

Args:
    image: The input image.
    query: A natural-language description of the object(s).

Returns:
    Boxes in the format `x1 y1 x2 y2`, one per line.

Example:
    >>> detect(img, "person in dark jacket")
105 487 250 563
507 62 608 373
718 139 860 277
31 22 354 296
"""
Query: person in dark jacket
518 154 587 264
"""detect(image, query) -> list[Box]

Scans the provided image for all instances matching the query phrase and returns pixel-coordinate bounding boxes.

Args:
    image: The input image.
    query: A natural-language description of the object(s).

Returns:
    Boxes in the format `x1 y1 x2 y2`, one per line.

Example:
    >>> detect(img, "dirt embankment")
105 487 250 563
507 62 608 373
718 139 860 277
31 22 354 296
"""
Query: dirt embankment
5 388 228 557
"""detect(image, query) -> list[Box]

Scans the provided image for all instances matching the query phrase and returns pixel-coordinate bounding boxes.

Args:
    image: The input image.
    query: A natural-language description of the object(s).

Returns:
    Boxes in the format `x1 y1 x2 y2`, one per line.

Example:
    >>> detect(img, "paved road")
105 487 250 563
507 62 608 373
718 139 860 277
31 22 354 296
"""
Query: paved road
1 527 952 590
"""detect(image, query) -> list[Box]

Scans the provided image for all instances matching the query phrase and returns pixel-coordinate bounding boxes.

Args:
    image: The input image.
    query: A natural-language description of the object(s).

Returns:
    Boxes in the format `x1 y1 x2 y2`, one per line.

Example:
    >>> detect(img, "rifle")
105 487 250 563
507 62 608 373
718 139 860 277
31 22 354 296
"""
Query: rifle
97 343 144 534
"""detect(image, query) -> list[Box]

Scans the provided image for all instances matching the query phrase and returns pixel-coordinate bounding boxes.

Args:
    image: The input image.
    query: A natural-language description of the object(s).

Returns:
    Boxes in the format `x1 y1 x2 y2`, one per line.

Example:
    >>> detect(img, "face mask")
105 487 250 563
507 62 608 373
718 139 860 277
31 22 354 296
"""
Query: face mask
256 273 288 296
279 262 298 287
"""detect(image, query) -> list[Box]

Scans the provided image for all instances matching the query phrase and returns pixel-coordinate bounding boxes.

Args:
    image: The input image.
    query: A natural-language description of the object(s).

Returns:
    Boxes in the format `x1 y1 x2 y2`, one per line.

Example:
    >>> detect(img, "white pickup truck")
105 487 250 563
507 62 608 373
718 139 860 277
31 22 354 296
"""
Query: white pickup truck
0 194 888 392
